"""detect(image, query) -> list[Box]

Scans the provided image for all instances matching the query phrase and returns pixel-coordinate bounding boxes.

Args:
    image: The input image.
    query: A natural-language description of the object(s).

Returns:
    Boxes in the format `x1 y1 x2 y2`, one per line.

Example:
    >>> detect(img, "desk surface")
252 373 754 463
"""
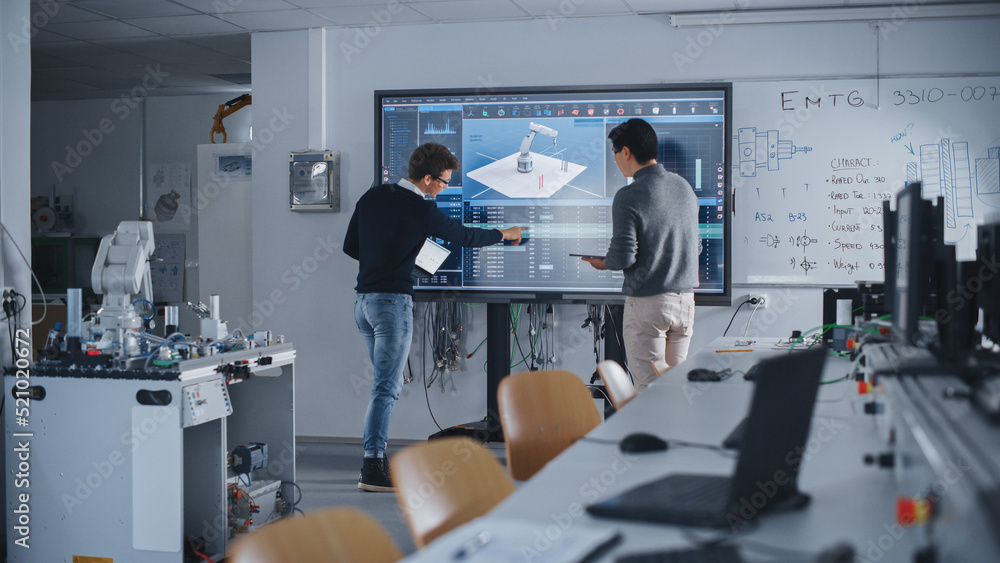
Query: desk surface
404 338 923 562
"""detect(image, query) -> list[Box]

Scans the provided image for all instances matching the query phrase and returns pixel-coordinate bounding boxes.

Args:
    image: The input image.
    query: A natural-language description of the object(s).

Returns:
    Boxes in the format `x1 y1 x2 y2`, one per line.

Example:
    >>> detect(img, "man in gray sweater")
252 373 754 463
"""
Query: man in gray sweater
583 118 700 391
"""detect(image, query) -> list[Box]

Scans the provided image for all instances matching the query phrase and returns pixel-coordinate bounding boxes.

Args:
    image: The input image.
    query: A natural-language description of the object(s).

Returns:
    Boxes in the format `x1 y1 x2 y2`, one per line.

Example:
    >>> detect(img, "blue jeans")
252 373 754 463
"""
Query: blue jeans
354 292 413 455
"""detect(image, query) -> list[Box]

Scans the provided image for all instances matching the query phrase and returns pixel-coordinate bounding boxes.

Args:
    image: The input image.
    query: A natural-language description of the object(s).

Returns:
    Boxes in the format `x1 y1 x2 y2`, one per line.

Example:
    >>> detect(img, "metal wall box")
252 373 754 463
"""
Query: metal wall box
289 150 340 212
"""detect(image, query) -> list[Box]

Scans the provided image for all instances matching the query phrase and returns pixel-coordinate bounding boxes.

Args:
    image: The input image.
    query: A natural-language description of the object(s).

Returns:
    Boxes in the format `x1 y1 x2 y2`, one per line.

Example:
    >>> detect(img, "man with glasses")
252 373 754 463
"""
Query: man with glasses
344 142 526 491
582 118 700 392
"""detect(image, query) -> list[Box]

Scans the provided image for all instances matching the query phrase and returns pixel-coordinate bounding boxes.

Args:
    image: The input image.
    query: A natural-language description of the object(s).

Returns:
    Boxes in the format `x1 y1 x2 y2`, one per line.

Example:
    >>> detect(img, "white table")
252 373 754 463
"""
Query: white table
404 337 924 562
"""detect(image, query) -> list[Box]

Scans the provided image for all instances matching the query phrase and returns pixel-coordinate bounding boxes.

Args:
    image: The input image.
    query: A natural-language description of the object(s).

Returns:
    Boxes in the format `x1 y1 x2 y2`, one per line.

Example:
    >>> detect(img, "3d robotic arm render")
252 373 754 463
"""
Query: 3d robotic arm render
517 122 558 173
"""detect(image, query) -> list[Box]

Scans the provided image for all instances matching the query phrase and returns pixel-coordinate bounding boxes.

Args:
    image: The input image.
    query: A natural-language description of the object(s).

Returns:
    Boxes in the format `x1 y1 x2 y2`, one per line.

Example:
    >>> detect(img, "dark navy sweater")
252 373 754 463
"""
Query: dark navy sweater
343 183 503 295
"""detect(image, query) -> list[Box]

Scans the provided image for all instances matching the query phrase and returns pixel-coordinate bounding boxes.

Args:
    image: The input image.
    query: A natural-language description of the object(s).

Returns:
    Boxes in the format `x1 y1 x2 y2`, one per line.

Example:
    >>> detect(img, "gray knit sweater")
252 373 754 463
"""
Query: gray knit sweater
603 164 700 297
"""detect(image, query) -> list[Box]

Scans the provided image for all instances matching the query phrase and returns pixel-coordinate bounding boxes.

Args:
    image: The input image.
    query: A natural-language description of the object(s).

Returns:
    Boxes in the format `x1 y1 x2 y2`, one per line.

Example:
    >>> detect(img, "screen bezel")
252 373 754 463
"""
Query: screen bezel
373 83 733 305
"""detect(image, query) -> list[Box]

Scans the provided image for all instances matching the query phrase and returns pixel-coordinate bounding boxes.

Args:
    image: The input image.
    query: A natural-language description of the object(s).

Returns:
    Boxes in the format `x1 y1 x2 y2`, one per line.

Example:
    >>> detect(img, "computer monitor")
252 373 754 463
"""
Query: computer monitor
892 182 934 344
978 221 1000 344
375 83 732 304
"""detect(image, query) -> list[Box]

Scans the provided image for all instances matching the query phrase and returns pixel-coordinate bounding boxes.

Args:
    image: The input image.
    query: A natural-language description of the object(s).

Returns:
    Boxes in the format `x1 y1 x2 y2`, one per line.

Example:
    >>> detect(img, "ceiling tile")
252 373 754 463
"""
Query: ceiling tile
180 33 252 57
515 0 632 18
36 3 110 23
31 75 103 94
92 36 208 54
39 42 121 63
625 0 737 12
408 0 530 21
124 14 248 35
215 9 334 30
51 67 162 90
31 52 87 69
149 69 234 87
29 28 79 43
740 0 843 7
70 0 201 18
308 4 431 26
171 0 300 13
82 51 165 70
44 19 158 40
144 47 241 65
286 0 385 7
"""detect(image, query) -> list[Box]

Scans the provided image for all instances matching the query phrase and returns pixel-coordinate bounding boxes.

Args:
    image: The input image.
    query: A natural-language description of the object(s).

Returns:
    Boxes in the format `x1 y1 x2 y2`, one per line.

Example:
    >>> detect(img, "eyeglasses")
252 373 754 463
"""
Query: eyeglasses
433 176 451 186
610 145 622 154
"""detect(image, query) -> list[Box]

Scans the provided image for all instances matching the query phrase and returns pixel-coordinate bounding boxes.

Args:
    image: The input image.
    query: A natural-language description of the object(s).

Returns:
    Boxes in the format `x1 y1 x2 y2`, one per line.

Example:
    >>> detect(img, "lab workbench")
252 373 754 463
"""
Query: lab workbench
4 343 295 562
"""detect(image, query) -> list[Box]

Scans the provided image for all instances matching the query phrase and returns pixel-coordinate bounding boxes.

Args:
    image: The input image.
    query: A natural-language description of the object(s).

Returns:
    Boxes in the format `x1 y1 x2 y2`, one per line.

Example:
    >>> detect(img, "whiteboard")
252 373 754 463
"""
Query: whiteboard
732 77 1000 286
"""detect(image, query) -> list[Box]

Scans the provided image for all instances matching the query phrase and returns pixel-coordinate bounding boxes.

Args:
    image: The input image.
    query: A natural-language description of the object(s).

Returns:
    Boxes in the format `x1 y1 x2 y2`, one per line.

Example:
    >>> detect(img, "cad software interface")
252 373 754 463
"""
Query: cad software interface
378 86 729 297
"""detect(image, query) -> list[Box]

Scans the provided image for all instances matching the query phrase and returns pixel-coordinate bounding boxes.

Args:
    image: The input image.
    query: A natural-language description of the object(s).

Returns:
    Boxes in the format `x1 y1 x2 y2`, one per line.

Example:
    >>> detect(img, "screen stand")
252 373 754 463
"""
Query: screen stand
428 303 509 443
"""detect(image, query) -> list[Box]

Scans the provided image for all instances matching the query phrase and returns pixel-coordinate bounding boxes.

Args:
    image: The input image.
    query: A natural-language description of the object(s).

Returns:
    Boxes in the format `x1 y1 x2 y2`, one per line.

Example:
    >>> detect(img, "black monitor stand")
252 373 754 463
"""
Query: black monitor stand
428 303 510 443
429 303 625 443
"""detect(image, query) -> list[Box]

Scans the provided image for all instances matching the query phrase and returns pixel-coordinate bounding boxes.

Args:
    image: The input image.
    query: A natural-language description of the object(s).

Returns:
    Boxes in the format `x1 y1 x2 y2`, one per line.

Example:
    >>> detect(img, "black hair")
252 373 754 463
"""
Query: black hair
608 118 658 164
409 142 460 180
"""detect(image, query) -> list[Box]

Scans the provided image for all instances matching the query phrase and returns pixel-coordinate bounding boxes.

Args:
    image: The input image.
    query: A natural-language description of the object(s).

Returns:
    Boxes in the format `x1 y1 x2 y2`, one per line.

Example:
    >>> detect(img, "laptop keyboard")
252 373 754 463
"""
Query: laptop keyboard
616 545 744 563
658 475 732 511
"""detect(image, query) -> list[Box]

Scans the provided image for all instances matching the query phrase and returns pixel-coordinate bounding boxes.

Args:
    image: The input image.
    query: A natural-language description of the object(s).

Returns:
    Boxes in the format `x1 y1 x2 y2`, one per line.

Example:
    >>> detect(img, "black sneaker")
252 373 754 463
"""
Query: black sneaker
358 456 394 492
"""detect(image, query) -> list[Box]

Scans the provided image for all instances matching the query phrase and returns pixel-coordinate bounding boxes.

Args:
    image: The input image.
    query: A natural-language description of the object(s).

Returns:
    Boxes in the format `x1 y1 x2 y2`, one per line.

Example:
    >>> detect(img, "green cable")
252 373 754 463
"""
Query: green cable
467 337 487 358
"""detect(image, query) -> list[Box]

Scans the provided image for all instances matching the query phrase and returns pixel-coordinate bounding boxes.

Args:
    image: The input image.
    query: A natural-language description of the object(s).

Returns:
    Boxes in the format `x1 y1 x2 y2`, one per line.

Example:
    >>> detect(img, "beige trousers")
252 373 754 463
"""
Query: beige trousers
624 292 695 391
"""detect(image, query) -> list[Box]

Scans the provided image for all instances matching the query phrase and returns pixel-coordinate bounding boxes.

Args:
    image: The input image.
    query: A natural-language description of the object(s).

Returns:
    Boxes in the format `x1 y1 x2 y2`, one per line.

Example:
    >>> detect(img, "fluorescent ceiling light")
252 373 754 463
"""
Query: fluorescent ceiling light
669 3 1000 26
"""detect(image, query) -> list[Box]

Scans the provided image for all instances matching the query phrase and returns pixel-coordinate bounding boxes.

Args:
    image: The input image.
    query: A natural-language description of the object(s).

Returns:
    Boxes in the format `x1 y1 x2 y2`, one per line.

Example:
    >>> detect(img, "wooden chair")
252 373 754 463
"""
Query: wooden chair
228 506 402 563
390 436 516 549
497 370 602 481
596 360 638 410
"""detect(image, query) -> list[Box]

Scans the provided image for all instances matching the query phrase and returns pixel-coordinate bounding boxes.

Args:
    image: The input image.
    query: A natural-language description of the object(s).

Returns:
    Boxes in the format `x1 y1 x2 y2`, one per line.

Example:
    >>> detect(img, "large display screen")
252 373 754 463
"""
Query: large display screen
375 84 732 304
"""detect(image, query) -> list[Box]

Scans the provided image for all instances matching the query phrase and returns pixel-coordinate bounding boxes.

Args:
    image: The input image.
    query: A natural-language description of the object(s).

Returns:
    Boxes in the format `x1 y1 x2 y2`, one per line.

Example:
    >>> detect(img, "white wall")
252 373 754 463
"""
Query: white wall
2 0 33 531
248 15 1000 440
2 0 32 301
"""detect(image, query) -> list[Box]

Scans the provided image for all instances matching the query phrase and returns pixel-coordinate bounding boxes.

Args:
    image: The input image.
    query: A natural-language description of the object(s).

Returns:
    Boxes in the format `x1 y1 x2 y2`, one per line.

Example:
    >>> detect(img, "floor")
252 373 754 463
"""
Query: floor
292 440 509 557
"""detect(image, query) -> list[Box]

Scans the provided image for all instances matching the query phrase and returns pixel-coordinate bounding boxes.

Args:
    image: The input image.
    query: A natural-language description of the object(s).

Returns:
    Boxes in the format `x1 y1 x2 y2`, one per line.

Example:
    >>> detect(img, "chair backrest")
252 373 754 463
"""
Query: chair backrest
390 436 516 549
497 369 602 481
228 506 402 563
596 360 638 410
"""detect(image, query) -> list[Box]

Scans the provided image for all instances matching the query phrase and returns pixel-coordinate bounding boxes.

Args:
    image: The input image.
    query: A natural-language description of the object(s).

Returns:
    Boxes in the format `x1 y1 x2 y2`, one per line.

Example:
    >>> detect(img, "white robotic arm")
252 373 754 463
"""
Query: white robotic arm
517 122 558 173
90 221 155 345
92 221 155 300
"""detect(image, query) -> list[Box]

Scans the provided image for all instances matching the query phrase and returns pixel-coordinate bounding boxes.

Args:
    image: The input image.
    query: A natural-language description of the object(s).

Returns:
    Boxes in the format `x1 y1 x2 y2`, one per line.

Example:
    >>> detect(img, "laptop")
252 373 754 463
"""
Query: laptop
586 347 828 529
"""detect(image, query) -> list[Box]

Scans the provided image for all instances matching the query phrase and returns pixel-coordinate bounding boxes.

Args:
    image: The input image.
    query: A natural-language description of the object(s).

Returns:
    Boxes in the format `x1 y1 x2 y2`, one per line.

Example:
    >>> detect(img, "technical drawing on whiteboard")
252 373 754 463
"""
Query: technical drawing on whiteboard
467 123 587 198
792 255 817 275
912 138 974 228
975 147 1000 196
790 230 818 248
906 141 1000 229
760 234 780 248
737 127 813 177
